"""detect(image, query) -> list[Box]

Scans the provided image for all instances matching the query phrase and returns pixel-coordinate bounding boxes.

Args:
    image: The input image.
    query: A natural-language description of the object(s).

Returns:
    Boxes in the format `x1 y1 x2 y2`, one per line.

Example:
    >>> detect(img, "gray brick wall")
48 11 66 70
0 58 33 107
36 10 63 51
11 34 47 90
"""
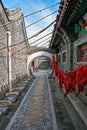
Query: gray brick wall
0 2 29 98
57 43 70 72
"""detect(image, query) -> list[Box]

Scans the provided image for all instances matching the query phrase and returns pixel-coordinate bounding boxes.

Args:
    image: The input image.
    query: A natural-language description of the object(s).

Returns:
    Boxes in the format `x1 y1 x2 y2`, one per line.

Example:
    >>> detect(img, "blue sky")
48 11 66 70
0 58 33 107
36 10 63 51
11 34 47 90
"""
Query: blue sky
2 0 60 47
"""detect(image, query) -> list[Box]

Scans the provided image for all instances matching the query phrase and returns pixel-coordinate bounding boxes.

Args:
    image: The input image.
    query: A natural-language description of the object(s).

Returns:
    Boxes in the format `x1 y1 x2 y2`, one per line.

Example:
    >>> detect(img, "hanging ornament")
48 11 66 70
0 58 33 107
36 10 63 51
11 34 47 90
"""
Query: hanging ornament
12 49 14 57
26 57 28 64
7 47 11 52
18 50 20 55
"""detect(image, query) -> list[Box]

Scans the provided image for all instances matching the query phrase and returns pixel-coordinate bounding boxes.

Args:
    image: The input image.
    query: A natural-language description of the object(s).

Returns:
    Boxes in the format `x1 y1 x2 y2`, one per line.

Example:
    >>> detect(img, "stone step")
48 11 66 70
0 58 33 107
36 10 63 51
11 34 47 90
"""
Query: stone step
67 93 87 127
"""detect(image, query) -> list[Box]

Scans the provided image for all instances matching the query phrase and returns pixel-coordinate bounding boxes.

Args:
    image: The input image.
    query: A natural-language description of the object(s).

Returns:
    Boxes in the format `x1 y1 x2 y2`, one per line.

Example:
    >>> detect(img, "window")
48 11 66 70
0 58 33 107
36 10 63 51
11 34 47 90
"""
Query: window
58 55 60 62
62 52 66 62
80 48 87 61
78 43 87 62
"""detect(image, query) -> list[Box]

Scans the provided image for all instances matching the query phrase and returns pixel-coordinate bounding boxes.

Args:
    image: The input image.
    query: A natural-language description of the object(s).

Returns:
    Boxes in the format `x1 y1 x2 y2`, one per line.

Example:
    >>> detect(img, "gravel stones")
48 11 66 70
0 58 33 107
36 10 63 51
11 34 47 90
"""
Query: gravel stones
6 76 57 130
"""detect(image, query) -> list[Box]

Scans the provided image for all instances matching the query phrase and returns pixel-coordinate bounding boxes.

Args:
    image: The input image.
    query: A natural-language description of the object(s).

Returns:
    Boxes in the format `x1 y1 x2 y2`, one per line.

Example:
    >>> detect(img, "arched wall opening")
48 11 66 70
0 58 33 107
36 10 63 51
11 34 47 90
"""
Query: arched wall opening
27 51 56 77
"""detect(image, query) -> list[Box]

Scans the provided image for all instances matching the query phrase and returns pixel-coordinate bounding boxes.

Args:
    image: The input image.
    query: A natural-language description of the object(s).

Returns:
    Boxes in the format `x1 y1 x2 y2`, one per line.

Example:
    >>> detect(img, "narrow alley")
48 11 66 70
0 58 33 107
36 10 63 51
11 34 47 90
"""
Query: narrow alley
0 0 87 130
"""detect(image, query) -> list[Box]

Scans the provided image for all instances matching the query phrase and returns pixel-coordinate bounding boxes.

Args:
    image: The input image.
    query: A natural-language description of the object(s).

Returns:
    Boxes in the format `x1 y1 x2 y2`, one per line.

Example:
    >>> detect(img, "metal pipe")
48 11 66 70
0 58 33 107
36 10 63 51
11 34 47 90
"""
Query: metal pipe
7 31 12 93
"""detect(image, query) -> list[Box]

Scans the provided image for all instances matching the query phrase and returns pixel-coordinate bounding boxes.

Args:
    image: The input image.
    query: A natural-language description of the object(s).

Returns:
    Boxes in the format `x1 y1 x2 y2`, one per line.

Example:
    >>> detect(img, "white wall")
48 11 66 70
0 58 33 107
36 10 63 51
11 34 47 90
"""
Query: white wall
27 51 56 76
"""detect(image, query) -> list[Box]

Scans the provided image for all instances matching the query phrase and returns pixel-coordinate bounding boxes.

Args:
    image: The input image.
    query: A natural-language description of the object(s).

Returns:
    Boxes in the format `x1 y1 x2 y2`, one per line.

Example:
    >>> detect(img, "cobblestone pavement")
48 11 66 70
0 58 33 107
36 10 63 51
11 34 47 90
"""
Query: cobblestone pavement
5 76 58 130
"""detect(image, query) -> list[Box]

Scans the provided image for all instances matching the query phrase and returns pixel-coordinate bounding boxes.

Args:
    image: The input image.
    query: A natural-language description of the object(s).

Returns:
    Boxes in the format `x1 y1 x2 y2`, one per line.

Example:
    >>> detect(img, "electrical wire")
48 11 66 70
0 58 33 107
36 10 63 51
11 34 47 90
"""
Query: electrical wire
35 37 51 46
13 37 51 55
33 36 51 46
29 20 55 38
1 32 52 56
0 20 55 50
38 40 50 47
14 35 52 54
29 32 52 45
0 10 57 41
0 2 59 28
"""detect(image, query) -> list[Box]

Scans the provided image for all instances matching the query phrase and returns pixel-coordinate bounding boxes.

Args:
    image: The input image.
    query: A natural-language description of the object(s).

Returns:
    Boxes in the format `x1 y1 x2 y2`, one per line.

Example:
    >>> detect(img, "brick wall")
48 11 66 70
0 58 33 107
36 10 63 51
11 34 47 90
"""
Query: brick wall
0 2 29 98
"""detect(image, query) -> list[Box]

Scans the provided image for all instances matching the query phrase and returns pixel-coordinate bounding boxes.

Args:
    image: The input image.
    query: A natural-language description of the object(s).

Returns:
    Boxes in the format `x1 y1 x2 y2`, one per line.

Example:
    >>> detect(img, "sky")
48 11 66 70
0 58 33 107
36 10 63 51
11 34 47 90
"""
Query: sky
2 0 60 47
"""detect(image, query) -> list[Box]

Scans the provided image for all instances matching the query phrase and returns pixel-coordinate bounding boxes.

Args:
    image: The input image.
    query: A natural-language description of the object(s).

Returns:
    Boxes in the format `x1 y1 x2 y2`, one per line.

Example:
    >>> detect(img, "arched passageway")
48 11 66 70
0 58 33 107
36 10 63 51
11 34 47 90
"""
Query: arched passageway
27 51 56 77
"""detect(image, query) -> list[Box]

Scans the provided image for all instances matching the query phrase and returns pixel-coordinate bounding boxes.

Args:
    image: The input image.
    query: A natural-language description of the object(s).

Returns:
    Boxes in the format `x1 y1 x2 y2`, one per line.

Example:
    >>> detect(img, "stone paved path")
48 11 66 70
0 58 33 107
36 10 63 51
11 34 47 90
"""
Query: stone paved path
5 76 58 130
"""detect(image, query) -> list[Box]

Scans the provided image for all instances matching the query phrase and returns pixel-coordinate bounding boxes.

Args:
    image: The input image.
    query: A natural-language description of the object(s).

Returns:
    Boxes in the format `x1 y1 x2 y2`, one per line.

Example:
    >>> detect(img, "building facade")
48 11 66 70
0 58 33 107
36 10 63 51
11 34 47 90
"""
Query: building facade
50 0 87 71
